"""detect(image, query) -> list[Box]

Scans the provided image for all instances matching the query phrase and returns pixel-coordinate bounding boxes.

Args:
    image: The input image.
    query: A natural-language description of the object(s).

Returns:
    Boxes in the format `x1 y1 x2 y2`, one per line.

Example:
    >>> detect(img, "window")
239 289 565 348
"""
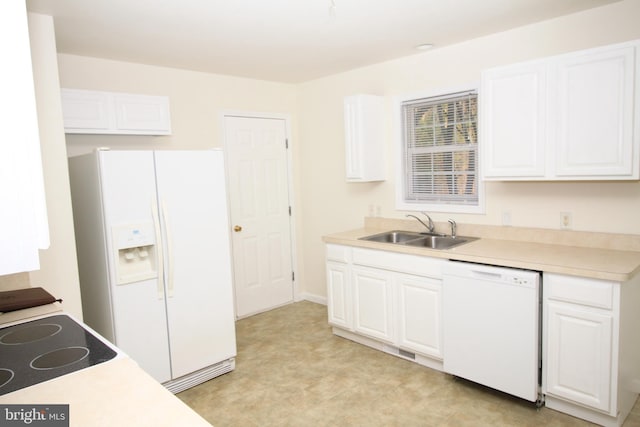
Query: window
397 90 482 213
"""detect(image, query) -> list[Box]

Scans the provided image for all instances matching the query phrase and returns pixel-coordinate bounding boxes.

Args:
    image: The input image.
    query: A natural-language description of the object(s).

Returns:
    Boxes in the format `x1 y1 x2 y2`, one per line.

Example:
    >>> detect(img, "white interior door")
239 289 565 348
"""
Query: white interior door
224 115 293 318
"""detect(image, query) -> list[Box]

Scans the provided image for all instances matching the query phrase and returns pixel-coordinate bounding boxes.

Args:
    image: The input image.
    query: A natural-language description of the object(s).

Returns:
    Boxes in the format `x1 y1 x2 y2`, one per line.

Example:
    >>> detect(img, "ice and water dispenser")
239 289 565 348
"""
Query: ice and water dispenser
112 223 158 285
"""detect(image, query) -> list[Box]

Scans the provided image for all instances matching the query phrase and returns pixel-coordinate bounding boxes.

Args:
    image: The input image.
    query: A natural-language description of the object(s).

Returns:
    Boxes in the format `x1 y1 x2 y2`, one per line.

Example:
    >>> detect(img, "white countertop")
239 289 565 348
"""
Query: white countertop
0 358 211 427
323 227 640 282
0 305 212 427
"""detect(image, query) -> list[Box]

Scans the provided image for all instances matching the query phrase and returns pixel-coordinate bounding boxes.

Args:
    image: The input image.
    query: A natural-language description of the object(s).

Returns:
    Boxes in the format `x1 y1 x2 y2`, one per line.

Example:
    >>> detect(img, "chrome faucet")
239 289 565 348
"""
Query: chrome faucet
406 212 435 233
448 219 457 238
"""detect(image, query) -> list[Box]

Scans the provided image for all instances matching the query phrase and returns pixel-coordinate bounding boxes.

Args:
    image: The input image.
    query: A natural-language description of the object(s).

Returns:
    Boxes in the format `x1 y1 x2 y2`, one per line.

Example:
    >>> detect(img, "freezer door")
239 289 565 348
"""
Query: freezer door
98 150 172 383
154 150 237 378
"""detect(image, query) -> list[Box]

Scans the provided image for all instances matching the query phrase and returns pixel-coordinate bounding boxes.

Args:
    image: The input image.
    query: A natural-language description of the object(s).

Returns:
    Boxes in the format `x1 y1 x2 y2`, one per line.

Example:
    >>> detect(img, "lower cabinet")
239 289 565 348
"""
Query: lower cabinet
325 244 444 363
545 300 613 412
326 260 351 330
543 272 640 427
352 266 395 343
326 244 640 426
396 273 442 358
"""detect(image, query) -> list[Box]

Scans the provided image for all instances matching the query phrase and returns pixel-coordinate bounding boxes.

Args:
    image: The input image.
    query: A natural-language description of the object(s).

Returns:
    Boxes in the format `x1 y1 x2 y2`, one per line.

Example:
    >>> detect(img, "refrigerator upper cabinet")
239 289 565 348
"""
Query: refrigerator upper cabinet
61 88 172 135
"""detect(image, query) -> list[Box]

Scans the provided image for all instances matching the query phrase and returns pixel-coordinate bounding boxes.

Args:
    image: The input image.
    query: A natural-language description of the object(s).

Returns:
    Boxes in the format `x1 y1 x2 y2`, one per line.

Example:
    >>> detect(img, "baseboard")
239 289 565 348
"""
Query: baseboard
299 293 327 305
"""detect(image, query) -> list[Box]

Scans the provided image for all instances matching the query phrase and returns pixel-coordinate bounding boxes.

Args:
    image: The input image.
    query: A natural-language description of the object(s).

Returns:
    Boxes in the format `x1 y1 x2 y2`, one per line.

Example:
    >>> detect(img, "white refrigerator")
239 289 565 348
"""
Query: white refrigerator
68 149 236 393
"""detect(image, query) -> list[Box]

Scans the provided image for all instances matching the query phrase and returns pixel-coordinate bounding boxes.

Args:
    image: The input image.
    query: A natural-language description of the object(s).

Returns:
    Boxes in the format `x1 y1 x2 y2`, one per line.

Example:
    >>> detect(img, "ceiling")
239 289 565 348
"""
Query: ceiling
26 0 619 83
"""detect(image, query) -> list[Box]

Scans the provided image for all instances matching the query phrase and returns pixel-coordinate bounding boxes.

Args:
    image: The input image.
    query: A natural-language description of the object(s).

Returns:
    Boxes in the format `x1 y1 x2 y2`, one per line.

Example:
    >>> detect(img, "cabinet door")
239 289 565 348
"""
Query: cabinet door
61 89 172 135
0 0 49 275
545 301 613 413
352 266 394 343
326 261 352 330
344 95 385 182
114 93 171 135
61 89 111 132
554 46 637 178
396 274 442 358
481 62 547 179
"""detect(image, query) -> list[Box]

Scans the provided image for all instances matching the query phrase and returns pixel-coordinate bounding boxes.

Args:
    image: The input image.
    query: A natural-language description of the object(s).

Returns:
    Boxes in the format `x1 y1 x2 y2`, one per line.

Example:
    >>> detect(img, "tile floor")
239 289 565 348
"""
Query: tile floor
178 301 640 426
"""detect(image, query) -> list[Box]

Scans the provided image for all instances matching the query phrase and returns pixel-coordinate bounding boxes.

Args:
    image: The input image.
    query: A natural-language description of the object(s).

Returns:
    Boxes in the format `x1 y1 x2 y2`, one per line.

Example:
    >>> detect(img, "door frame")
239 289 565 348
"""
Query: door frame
219 110 299 314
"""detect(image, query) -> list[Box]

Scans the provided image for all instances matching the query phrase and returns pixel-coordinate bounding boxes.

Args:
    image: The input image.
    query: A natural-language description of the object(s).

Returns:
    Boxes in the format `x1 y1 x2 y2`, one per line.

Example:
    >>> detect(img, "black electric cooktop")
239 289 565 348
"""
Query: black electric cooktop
0 314 117 396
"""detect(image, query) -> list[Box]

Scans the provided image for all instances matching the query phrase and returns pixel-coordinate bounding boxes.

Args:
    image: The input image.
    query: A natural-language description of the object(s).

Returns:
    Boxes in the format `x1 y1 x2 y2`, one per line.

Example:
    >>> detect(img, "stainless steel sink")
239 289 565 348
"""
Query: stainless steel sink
404 235 477 250
359 230 477 250
359 230 423 244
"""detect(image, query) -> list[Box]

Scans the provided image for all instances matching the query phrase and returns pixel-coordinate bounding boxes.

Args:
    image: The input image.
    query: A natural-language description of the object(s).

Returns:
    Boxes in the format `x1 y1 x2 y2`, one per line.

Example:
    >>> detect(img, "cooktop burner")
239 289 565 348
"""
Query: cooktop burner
0 314 117 395
1 323 62 345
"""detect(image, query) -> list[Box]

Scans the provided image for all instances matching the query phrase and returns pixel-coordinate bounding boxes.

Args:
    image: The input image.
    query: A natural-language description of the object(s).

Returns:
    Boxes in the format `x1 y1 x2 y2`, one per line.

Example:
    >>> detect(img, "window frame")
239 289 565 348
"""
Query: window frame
394 85 485 214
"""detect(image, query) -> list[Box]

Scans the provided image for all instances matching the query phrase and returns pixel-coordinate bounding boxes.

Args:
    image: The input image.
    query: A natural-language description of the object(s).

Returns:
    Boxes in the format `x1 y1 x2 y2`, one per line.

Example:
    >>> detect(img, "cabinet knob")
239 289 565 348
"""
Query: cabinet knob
233 225 242 232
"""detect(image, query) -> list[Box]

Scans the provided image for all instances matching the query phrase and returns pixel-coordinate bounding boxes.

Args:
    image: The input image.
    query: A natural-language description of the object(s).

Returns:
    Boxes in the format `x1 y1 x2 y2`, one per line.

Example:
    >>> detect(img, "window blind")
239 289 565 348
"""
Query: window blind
402 91 478 206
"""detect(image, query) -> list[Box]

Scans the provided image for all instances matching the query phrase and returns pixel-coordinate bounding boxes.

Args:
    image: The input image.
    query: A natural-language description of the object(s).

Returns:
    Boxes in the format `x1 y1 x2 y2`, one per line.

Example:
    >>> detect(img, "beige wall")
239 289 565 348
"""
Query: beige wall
25 13 83 318
51 0 640 304
297 0 640 299
56 53 306 302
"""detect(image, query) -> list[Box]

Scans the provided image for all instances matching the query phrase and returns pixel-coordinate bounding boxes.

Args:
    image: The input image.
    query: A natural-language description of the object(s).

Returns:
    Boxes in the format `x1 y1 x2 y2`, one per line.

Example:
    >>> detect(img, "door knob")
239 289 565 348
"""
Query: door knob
234 225 242 232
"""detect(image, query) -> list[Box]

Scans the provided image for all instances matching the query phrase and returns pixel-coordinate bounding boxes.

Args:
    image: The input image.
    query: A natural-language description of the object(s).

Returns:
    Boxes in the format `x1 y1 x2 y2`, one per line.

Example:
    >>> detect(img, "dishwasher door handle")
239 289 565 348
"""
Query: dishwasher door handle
470 270 503 280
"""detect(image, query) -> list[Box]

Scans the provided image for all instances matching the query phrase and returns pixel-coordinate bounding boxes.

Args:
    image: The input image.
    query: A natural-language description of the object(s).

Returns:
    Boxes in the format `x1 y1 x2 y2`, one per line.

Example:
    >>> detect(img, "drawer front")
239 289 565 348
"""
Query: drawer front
326 244 351 263
545 273 615 310
352 247 445 279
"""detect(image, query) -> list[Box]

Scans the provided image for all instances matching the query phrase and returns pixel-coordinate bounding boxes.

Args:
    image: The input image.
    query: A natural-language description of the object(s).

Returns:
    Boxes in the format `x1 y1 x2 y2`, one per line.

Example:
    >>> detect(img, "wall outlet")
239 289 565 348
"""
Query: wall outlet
501 211 512 226
560 212 572 230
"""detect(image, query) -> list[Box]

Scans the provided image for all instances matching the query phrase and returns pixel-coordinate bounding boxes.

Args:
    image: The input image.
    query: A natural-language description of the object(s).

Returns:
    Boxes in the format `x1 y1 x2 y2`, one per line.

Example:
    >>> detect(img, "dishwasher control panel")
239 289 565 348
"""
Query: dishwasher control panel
446 261 540 289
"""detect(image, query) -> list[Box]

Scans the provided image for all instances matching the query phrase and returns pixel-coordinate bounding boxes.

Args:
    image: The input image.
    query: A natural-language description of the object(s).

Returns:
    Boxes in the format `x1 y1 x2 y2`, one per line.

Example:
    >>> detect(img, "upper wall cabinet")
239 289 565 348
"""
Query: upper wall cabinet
61 89 172 135
0 1 50 275
344 94 386 182
481 40 640 181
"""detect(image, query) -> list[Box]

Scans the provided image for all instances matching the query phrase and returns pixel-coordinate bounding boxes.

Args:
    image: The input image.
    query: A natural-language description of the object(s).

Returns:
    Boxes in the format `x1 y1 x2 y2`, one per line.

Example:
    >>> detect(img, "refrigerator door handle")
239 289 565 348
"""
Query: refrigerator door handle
151 198 165 300
160 199 175 298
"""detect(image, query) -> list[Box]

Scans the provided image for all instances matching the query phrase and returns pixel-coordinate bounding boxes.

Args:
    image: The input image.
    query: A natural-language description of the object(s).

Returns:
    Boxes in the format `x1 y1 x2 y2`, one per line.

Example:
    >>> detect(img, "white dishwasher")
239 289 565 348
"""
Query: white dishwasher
442 261 541 404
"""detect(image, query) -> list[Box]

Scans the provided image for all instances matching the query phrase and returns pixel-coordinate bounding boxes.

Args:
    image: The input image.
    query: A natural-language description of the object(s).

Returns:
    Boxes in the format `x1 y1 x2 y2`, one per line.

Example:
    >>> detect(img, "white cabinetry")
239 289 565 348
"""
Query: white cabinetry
545 302 613 411
396 273 442 358
554 47 636 177
326 263 351 329
61 89 172 135
352 266 394 343
325 244 444 366
326 244 352 329
481 62 547 178
343 94 386 182
0 1 49 275
543 273 640 427
481 40 639 180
